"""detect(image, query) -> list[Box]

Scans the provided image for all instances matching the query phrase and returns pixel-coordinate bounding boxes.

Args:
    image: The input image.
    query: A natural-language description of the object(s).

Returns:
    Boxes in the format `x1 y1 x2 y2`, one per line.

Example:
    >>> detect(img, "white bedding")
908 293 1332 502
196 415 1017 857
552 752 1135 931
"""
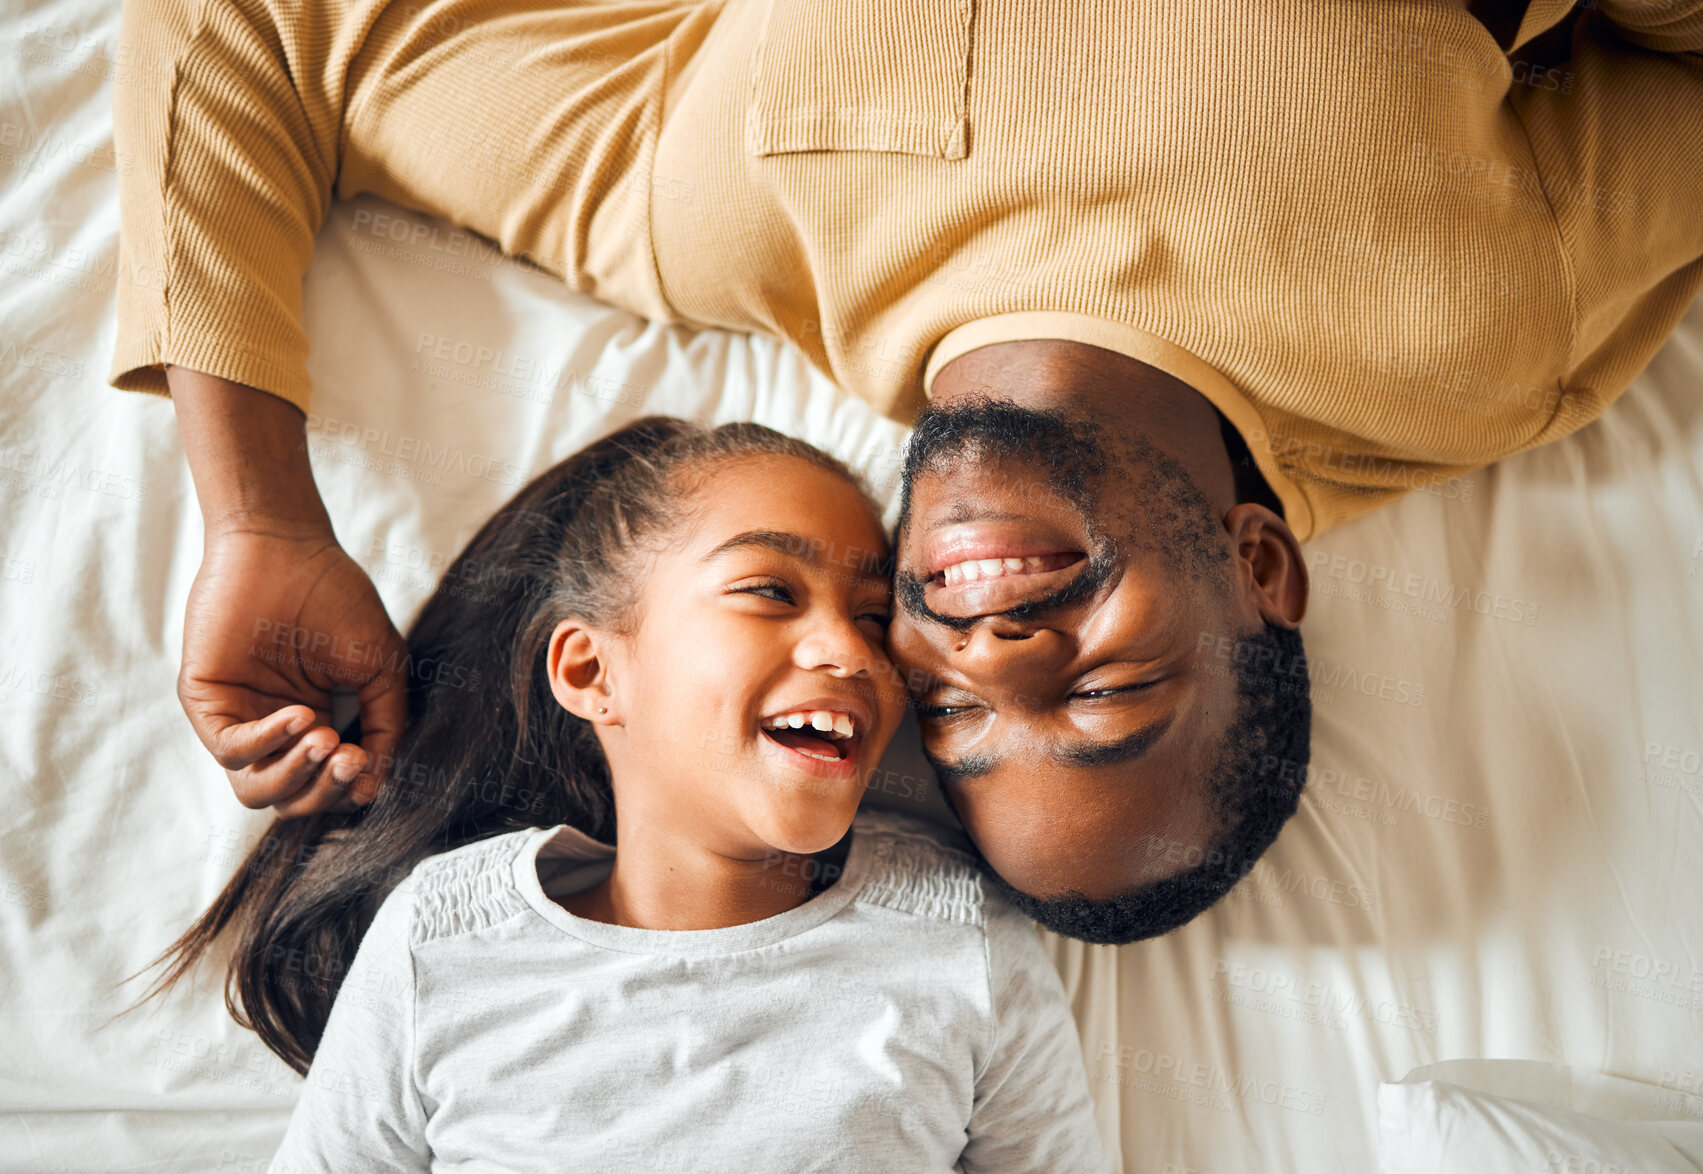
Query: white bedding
3 0 1701 1170
1378 1061 1703 1174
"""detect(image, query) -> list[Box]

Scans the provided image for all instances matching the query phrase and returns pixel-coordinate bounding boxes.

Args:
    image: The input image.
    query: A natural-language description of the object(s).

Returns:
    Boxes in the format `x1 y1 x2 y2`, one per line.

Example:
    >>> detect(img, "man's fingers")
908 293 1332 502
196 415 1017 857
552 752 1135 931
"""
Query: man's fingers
348 673 409 805
206 705 320 772
227 723 341 811
268 759 363 820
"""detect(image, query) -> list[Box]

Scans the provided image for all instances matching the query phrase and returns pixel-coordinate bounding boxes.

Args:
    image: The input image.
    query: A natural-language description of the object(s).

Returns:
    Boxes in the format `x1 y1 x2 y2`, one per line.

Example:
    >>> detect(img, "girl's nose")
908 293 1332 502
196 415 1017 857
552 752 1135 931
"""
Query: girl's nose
795 623 877 679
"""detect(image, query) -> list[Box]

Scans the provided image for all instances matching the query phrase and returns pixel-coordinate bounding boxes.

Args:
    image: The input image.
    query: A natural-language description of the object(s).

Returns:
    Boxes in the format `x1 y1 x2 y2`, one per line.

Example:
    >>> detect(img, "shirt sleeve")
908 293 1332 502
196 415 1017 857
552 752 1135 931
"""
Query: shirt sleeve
1506 5 1703 429
959 901 1110 1174
269 879 432 1174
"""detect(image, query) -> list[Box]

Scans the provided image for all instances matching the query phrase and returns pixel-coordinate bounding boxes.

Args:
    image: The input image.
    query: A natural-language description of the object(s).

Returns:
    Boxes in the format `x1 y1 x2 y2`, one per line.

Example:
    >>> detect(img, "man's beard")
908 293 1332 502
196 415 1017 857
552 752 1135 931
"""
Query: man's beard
893 397 1119 628
895 396 1112 529
893 394 1232 625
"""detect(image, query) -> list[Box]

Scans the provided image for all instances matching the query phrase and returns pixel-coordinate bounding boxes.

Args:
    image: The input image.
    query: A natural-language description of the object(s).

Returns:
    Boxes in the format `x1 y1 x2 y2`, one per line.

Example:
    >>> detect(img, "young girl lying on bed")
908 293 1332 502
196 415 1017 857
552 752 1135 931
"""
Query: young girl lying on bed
146 417 1107 1171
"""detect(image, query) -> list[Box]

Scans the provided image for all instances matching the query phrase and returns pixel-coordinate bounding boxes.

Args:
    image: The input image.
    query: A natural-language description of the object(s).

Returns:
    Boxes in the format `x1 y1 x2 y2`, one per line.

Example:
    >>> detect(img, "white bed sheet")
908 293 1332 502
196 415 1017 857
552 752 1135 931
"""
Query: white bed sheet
3 0 1701 1170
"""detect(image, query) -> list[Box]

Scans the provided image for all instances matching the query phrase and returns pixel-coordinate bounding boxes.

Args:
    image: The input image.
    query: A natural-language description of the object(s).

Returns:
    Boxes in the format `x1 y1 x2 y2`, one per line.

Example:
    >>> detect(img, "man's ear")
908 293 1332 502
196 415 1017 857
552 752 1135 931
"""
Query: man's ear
546 619 621 725
1223 504 1308 627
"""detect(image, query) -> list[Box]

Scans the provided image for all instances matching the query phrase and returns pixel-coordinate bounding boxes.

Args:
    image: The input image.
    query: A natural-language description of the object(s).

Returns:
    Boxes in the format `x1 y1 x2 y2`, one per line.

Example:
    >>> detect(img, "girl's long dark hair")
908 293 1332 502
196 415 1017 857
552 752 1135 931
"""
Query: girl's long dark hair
125 417 857 1074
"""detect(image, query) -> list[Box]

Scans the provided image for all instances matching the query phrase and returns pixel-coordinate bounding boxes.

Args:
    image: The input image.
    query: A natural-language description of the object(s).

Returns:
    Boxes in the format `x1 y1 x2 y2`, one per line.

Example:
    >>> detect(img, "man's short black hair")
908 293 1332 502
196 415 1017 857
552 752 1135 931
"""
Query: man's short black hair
976 621 1311 945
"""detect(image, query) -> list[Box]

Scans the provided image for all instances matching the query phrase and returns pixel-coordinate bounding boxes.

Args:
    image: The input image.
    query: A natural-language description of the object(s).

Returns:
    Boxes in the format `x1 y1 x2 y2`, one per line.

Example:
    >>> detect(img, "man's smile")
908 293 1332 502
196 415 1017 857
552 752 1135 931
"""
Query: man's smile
927 554 1087 618
906 482 1096 619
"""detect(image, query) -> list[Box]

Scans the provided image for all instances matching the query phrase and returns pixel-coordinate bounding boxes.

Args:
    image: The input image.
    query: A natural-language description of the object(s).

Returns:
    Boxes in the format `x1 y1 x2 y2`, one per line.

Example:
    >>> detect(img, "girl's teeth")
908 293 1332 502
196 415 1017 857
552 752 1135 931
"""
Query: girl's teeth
765 711 857 738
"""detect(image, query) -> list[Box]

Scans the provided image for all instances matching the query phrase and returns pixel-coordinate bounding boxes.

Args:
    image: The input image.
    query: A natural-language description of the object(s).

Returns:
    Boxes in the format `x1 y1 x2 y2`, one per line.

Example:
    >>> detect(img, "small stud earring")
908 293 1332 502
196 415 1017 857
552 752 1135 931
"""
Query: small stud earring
597 706 607 714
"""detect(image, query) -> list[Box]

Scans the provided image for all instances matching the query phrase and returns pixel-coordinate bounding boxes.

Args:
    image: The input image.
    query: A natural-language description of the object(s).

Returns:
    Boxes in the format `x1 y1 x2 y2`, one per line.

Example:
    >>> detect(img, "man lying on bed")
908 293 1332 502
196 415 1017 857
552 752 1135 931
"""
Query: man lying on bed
113 0 1703 944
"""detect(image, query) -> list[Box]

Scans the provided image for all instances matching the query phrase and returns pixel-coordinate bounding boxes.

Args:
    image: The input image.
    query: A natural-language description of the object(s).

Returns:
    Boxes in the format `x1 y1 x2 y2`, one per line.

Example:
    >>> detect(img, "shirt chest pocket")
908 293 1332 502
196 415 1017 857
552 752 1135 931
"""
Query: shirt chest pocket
745 0 973 160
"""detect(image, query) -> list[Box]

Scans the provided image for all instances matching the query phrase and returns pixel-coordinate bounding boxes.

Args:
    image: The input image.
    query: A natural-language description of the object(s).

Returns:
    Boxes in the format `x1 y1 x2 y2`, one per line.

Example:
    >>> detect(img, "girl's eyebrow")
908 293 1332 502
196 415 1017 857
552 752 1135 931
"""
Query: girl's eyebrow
702 529 891 581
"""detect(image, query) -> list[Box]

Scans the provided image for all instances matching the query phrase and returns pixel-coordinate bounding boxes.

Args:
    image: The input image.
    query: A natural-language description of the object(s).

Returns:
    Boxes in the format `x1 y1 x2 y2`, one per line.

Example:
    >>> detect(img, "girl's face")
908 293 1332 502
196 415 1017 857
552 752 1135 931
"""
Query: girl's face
556 453 905 858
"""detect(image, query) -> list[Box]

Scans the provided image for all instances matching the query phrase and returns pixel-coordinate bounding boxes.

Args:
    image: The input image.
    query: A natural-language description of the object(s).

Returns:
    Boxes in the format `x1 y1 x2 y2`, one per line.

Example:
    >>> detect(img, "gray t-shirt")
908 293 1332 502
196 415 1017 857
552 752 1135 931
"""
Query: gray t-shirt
269 809 1108 1173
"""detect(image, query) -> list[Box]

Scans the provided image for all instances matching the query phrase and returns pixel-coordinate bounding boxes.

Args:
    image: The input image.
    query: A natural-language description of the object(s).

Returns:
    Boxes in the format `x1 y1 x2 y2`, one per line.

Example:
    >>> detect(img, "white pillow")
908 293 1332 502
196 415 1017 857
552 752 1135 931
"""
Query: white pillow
1379 1061 1703 1174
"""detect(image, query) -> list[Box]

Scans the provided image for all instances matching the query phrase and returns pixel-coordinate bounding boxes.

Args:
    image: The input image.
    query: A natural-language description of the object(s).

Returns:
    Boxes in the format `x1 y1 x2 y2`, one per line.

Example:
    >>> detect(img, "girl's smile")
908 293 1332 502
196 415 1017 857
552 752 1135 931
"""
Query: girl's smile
758 702 870 777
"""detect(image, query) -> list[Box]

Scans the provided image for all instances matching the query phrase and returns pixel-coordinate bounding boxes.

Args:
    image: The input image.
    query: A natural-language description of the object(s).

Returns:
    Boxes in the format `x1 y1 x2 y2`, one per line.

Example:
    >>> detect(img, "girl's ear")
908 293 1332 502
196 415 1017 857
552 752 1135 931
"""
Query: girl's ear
546 619 620 725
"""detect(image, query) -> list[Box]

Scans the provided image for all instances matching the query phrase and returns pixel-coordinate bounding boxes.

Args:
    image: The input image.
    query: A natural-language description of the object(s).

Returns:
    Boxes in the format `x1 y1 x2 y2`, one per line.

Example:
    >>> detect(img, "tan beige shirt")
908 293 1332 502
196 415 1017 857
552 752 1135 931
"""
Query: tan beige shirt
112 0 1703 538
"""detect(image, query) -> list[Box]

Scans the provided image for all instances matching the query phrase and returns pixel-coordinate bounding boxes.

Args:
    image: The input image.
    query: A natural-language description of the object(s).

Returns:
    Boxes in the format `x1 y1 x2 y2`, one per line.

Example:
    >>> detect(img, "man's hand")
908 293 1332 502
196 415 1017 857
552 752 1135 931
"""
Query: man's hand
183 526 408 816
164 365 408 818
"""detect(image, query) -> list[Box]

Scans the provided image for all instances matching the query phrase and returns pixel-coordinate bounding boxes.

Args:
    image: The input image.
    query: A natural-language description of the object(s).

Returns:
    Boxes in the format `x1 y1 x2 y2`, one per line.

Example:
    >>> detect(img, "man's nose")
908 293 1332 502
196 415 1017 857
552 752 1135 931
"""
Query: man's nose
950 621 1073 692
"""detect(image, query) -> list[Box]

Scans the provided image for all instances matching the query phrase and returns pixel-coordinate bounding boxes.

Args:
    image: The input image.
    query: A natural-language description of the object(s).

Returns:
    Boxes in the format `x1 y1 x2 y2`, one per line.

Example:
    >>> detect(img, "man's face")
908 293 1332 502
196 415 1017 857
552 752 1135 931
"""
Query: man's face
887 399 1246 902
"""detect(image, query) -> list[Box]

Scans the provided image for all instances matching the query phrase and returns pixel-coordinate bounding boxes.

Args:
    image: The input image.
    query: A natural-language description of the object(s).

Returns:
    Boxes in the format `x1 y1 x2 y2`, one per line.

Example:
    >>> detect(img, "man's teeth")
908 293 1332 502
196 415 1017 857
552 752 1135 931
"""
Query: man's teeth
941 556 1053 586
764 710 856 738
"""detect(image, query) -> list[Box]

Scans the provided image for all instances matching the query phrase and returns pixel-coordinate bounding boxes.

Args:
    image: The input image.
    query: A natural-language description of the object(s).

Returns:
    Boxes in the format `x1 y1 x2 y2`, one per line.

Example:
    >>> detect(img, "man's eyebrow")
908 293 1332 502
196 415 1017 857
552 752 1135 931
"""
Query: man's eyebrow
928 751 998 789
929 713 1173 786
702 529 889 579
1057 713 1175 768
